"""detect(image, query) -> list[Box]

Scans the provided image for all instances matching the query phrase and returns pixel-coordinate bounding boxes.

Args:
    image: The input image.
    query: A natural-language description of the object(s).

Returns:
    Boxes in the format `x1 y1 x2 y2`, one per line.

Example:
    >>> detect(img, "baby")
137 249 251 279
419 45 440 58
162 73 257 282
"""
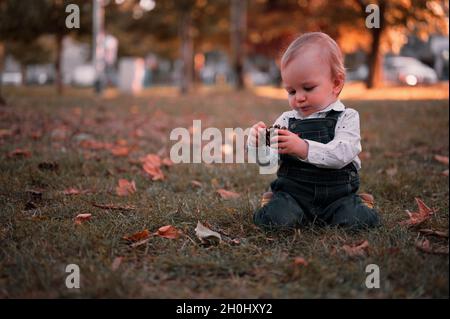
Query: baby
248 32 380 230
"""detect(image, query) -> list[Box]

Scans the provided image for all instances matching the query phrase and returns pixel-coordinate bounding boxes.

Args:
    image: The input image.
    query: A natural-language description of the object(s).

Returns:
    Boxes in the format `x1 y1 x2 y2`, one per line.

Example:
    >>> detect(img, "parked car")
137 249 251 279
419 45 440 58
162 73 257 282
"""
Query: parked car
1 71 22 86
383 56 438 86
26 64 55 85
72 64 96 87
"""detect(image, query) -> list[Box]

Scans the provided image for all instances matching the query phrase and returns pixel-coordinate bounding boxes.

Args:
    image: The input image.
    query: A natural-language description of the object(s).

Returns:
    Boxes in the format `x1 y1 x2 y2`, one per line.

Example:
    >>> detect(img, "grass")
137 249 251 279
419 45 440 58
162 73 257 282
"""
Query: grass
0 85 448 298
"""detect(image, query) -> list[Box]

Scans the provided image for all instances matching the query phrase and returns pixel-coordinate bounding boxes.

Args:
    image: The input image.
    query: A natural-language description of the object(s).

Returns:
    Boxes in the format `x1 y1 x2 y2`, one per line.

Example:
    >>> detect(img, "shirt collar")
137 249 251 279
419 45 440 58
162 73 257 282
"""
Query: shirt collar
295 100 345 119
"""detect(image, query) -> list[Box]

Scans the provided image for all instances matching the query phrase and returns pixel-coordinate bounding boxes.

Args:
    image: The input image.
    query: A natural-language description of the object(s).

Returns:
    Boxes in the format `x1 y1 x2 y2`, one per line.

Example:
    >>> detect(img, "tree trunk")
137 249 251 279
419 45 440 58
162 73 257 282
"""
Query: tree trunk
0 43 5 106
179 10 194 95
366 1 385 89
55 34 64 95
230 0 247 90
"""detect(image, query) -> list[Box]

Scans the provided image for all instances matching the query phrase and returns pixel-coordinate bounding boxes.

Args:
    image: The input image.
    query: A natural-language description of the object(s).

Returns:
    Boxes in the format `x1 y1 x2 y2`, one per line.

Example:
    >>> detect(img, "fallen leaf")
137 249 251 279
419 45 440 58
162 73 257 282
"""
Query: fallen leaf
92 203 136 211
116 179 136 196
293 257 309 267
418 229 449 238
155 225 182 239
399 198 435 227
140 154 162 167
110 146 130 157
161 157 174 167
190 180 203 188
415 238 449 255
111 257 123 271
143 162 165 181
216 189 240 200
195 221 221 245
358 193 374 209
75 213 92 225
123 229 150 242
342 240 369 258
434 155 449 165
8 148 31 158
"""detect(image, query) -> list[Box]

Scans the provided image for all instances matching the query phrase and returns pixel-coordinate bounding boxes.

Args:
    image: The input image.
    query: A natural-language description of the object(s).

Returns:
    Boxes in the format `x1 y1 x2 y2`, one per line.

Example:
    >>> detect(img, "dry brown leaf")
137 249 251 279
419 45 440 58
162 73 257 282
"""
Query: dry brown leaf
8 148 31 158
434 154 449 165
399 198 435 227
116 179 136 196
358 193 374 209
155 225 182 239
293 257 309 266
75 213 92 225
418 229 449 238
123 229 150 242
140 154 162 167
92 203 136 210
342 240 369 258
415 239 449 255
195 221 221 245
143 162 165 181
110 146 130 157
190 180 203 188
217 189 240 200
161 157 174 167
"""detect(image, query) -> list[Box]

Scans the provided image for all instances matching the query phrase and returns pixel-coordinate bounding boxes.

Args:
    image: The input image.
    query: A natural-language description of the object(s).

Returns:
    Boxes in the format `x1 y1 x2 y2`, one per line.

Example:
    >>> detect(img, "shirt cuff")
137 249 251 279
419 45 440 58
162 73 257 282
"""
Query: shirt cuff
297 139 324 165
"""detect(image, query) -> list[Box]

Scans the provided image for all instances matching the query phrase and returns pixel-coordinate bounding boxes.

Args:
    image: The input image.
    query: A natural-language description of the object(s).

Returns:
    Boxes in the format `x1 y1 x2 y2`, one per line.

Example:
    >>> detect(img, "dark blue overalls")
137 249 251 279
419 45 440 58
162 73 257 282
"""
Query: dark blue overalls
253 110 380 230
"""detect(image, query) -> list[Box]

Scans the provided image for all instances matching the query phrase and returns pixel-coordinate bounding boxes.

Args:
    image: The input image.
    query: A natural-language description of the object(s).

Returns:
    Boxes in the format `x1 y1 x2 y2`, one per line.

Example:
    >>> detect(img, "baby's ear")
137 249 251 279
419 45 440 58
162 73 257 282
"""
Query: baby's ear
333 74 345 95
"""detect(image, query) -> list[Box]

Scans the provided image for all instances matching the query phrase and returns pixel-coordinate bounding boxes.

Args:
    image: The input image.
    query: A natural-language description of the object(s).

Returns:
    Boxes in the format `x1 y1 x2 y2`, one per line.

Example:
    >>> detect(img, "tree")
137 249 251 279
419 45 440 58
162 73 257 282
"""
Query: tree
111 0 229 94
0 0 91 94
230 0 247 90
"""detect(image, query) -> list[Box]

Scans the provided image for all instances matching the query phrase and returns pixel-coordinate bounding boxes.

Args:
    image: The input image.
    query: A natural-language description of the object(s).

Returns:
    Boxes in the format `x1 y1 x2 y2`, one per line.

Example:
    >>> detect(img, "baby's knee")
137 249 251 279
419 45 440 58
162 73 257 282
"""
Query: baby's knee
253 192 305 229
332 204 380 229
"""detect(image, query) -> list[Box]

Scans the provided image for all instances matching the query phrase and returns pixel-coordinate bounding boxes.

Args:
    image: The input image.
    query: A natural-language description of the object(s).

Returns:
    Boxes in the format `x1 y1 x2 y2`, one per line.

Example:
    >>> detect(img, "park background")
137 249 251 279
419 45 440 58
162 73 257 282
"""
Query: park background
0 0 449 298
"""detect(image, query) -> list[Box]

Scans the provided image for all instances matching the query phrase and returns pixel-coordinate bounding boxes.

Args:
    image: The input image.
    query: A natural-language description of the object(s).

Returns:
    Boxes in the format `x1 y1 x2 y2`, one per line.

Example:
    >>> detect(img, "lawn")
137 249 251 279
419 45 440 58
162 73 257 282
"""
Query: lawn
0 84 448 298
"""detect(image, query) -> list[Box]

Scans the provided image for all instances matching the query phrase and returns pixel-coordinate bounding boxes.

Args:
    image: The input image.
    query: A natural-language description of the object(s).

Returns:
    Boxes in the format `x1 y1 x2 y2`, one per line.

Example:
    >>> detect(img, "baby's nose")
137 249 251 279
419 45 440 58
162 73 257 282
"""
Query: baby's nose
295 92 306 103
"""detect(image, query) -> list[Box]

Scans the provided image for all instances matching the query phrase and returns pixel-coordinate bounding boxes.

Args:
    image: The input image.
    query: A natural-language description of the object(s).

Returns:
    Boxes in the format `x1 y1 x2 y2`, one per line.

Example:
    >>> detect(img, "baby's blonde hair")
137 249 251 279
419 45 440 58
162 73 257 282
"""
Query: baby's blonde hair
281 32 346 83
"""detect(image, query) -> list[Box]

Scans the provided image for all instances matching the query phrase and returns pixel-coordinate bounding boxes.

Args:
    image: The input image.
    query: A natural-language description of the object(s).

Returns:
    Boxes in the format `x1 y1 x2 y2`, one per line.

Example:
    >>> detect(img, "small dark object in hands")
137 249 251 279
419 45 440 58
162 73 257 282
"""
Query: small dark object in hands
265 124 287 146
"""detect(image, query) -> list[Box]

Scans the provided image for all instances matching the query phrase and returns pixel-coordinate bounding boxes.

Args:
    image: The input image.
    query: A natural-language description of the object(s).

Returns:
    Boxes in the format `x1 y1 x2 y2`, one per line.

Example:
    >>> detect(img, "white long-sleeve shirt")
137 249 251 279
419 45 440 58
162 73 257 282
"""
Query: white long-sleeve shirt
247 100 362 170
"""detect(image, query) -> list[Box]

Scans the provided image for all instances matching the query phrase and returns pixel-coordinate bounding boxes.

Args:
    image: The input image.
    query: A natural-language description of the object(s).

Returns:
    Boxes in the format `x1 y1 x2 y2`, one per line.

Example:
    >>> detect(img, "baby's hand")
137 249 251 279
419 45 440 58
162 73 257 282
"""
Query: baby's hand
271 129 309 159
249 121 266 147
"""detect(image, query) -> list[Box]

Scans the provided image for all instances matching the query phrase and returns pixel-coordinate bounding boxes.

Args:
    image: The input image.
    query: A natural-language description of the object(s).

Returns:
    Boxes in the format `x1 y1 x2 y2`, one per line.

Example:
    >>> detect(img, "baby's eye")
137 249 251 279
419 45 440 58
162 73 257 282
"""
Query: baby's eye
304 86 316 92
287 90 295 95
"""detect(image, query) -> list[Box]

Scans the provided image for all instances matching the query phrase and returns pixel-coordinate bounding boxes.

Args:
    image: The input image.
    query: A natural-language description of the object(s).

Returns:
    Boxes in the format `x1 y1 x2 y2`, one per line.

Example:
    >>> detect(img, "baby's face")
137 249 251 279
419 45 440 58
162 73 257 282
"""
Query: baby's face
281 47 343 117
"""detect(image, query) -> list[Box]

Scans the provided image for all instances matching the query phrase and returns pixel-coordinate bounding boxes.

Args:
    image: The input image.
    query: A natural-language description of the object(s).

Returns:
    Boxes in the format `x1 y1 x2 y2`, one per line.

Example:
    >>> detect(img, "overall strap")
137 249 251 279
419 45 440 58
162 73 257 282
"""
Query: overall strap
325 109 343 120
